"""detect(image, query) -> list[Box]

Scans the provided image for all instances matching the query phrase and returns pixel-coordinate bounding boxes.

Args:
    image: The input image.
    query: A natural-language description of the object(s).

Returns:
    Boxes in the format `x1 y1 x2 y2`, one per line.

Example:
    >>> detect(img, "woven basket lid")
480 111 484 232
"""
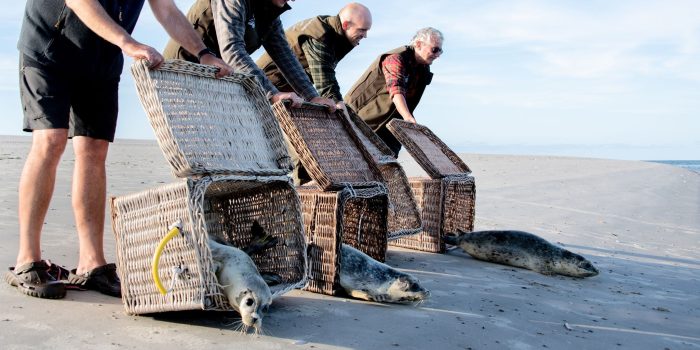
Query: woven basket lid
272 101 384 191
131 59 292 178
386 119 471 178
344 109 396 164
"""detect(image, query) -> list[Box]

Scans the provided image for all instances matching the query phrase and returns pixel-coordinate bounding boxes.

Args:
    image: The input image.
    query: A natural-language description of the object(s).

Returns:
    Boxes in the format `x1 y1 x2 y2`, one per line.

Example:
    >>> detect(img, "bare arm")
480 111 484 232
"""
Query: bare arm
65 0 162 67
149 0 232 77
391 94 417 123
382 53 416 123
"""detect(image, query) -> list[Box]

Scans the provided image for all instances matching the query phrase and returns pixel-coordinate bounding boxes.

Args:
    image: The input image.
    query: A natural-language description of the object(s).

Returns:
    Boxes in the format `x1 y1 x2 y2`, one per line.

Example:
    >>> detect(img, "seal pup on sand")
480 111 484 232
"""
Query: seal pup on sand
208 239 272 333
339 244 430 304
444 230 599 278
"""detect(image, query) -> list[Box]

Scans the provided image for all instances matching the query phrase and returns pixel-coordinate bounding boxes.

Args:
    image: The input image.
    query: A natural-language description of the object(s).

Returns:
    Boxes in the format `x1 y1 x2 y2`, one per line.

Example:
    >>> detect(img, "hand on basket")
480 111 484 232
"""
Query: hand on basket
310 96 337 112
123 41 164 69
272 92 304 107
199 55 233 78
403 115 417 124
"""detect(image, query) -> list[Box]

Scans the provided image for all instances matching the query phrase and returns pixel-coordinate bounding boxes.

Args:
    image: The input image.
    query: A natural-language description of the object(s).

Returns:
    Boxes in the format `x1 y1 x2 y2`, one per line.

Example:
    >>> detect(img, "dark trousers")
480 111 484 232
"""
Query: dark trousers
376 125 402 157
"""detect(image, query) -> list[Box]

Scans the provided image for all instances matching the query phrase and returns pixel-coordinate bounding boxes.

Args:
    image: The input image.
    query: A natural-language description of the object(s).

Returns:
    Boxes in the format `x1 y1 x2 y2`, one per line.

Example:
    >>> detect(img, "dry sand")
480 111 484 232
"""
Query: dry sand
0 135 698 350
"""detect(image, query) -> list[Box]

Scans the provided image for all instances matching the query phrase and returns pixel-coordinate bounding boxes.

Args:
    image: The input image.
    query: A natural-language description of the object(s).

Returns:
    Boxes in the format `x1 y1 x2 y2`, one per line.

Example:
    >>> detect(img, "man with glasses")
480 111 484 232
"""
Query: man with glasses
345 27 443 156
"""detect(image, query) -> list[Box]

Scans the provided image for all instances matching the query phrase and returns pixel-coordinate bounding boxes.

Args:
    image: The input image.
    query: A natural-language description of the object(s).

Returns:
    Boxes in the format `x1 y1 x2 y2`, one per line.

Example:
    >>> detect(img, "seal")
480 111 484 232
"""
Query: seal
339 244 430 304
208 239 272 333
444 230 599 278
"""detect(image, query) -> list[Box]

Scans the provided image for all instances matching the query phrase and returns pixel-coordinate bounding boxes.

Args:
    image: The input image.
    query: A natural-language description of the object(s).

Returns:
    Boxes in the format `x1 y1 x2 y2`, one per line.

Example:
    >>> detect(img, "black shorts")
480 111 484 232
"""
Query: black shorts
19 55 120 142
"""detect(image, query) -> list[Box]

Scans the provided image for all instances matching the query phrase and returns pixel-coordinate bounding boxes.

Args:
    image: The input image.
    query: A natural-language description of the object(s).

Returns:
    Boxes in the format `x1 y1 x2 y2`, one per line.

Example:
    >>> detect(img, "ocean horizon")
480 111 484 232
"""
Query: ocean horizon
648 160 700 174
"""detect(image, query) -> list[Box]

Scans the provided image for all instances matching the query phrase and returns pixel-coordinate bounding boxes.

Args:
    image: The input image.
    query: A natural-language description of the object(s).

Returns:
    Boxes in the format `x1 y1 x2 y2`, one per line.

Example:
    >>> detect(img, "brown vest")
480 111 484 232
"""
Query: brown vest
344 46 433 131
162 0 289 61
256 15 353 94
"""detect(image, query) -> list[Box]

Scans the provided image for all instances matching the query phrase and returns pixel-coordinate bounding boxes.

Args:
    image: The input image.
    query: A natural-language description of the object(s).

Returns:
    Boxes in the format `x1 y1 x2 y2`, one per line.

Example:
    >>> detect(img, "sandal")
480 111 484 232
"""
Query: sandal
4 260 67 299
67 263 121 298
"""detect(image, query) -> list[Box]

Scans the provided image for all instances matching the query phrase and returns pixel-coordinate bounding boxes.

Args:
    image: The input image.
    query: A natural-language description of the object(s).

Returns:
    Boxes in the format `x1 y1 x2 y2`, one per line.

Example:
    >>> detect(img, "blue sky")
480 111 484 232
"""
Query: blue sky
1 0 698 160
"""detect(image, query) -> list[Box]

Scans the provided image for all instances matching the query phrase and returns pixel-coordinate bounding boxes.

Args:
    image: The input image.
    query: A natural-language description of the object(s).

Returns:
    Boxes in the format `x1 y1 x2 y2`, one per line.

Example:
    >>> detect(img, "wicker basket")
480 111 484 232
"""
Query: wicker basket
390 176 476 253
297 186 388 295
385 119 476 253
112 59 307 314
272 101 384 191
344 110 422 239
386 119 470 178
111 176 306 315
344 108 395 163
131 59 292 178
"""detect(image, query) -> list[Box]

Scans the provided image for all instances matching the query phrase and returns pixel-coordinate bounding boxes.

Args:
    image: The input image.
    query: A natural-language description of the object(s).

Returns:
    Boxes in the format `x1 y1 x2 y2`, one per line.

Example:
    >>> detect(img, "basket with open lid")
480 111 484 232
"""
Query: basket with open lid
131 59 293 178
385 119 476 253
386 119 471 179
271 101 384 191
111 60 306 314
344 110 422 240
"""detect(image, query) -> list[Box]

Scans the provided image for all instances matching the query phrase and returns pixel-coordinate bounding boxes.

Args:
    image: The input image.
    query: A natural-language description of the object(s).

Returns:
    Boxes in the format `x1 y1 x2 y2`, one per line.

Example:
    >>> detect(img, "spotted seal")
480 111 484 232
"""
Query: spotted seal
208 239 272 333
444 230 599 278
339 244 430 304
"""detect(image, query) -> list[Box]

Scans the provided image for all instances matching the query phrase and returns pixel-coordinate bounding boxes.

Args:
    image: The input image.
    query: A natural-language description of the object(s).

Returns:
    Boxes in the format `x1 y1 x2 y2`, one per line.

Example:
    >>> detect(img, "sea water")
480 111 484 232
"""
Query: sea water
648 160 700 174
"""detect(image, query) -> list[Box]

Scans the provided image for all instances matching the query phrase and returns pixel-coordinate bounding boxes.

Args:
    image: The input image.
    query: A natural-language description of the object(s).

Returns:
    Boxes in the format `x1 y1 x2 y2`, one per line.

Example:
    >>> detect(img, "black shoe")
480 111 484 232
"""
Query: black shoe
4 261 67 299
67 263 121 298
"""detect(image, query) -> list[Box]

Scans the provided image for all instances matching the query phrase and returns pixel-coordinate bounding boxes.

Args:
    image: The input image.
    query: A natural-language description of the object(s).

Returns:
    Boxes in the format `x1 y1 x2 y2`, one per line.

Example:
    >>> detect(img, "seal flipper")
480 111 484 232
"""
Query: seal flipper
243 220 279 255
443 234 460 246
260 271 283 286
348 289 374 302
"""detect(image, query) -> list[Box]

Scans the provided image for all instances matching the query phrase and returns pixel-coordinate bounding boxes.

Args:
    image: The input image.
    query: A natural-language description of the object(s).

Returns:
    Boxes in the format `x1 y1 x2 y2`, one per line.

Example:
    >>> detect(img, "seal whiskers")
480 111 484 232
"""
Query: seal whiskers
209 239 272 332
445 230 599 278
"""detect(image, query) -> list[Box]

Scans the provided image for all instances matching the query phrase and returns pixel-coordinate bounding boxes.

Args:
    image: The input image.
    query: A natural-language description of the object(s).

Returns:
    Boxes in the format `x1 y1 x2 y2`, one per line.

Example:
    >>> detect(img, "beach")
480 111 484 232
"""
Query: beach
1 135 698 350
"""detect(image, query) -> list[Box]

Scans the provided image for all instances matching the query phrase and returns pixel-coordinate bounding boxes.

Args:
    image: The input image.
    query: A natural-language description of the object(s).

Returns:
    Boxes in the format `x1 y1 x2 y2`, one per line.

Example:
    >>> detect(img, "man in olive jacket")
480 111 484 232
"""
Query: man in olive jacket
256 2 372 184
345 27 444 156
257 2 372 107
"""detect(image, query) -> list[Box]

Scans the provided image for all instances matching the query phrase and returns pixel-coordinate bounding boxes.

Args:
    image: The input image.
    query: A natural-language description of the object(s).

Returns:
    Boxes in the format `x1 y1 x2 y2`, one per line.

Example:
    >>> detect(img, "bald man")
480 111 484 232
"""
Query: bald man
257 2 372 110
257 3 372 185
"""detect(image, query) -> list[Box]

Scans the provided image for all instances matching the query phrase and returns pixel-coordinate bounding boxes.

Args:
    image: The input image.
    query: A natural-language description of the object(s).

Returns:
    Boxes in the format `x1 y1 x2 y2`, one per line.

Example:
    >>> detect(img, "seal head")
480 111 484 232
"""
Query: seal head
209 239 272 332
339 244 429 304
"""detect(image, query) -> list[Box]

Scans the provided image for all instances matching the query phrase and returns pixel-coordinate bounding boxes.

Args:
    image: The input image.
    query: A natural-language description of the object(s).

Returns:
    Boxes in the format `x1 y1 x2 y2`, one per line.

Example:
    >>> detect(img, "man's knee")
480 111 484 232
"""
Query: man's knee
73 136 110 163
30 129 69 160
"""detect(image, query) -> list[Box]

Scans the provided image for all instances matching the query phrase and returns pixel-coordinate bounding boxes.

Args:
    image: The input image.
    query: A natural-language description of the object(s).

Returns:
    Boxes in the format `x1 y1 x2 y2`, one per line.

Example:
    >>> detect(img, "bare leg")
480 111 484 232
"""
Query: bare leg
71 136 110 274
16 129 69 266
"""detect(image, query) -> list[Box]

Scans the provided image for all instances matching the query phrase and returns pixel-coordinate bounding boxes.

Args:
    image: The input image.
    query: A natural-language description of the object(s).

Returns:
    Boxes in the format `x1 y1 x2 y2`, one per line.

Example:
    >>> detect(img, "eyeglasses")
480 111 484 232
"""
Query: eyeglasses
430 46 443 54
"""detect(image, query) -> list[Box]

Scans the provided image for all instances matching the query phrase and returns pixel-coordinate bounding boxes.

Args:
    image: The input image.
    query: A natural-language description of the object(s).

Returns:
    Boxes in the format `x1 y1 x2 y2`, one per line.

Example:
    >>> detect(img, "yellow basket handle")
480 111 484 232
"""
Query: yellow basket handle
152 220 183 295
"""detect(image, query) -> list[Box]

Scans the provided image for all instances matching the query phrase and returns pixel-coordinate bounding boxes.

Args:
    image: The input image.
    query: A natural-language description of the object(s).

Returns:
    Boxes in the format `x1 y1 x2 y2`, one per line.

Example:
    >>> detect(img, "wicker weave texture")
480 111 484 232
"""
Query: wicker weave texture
131 59 292 178
386 119 471 178
297 186 388 295
272 101 384 190
111 175 306 314
390 176 476 253
344 108 395 163
442 177 477 235
380 163 423 240
390 179 445 253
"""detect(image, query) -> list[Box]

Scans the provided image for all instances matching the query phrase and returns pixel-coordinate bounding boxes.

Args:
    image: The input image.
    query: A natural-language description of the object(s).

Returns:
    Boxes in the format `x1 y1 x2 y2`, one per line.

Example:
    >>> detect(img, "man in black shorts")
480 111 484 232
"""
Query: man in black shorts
6 0 232 300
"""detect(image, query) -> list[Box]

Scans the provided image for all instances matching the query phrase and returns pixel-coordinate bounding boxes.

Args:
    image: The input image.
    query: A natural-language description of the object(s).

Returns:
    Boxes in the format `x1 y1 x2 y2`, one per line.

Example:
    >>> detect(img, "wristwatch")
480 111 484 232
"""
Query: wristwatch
197 48 217 62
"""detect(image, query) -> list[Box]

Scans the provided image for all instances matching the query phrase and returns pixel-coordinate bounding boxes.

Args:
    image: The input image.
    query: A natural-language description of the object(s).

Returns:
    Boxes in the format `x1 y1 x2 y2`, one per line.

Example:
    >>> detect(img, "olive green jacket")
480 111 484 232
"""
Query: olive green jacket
257 15 353 100
344 46 433 131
